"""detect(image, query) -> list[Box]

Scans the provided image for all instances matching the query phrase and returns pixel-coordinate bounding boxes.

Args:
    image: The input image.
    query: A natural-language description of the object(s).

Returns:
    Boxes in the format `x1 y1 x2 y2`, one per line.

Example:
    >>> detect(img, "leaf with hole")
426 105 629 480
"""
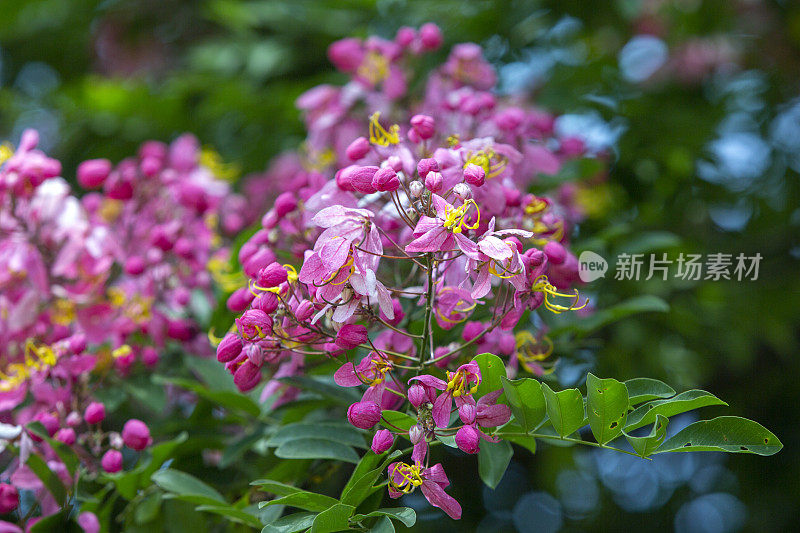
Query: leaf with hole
586 374 629 445
541 383 585 437
473 352 506 398
655 416 782 456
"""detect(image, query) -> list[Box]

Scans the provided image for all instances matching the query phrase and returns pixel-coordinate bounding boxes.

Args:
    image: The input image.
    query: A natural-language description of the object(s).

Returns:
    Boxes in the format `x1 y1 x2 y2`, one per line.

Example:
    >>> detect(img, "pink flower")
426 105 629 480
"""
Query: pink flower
84 402 105 424
335 324 369 350
405 195 481 259
388 462 461 519
0 484 19 514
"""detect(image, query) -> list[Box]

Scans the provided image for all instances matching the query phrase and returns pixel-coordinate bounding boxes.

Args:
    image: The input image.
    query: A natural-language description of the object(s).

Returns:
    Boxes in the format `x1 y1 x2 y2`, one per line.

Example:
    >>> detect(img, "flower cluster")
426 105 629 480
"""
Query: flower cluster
0 130 240 529
218 24 597 519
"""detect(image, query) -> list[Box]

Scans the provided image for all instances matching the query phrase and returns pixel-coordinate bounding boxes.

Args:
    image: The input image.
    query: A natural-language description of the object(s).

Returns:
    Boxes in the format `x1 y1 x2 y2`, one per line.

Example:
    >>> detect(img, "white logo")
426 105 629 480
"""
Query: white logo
578 251 608 282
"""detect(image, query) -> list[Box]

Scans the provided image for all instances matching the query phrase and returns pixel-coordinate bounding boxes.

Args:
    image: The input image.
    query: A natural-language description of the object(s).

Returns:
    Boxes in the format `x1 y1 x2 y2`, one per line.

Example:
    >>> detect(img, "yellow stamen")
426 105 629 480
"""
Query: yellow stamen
442 199 480 234
357 51 390 85
445 367 480 397
51 299 76 325
112 345 132 359
200 147 240 182
388 463 425 494
0 142 14 166
464 149 507 179
532 275 588 314
369 112 400 146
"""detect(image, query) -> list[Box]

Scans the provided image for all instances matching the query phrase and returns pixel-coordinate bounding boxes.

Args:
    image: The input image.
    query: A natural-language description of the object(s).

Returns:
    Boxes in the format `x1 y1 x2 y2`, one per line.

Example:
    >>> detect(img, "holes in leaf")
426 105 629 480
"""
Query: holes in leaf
764 438 769 444
609 422 618 429
740 446 749 451
683 442 692 447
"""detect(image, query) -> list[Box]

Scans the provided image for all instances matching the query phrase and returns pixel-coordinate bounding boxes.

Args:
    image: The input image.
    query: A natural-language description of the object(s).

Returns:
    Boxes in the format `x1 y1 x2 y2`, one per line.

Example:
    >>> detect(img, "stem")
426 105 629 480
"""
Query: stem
418 254 436 370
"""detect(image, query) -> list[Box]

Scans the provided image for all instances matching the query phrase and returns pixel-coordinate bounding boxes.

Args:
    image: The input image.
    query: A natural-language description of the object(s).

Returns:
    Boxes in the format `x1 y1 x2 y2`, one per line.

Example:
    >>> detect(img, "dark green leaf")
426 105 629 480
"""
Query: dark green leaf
261 512 317 533
261 491 339 512
368 516 394 533
340 450 401 507
195 505 262 527
26 421 80 477
625 378 676 405
541 383 585 437
624 414 669 457
501 377 547 432
279 376 360 405
379 410 416 432
310 503 355 533
151 469 225 502
267 422 366 449
626 390 728 431
26 453 67 505
478 440 513 489
586 374 629 445
656 416 783 456
352 507 416 528
275 438 360 463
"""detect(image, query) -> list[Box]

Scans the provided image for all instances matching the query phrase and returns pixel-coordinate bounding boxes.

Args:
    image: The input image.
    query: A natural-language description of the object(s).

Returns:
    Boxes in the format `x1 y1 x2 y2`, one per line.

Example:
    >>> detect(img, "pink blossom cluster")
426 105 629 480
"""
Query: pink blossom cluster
217 25 597 519
0 130 238 529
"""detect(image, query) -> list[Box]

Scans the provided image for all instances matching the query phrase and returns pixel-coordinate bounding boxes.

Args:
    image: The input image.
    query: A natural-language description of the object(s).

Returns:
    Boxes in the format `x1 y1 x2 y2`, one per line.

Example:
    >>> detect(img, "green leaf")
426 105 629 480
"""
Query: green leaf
279 376 360 405
501 377 547 432
368 516 394 533
625 378 677 405
195 505 262 527
153 376 260 417
151 469 226 503
586 374 629 445
267 422 366 449
262 512 317 533
340 451 401 507
352 508 416 528
274 438 360 463
655 416 783 456
262 491 339 513
473 352 506 398
134 491 163 524
29 508 79 533
624 414 669 457
310 503 355 533
626 390 728 431
25 453 67 505
502 433 537 454
478 439 513 489
379 410 416 432
541 383 585 437
251 479 303 496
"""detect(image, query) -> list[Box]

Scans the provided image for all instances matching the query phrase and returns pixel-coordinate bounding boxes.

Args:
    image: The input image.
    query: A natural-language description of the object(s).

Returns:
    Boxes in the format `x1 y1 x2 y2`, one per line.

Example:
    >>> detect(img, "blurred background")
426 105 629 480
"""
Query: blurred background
1 0 798 531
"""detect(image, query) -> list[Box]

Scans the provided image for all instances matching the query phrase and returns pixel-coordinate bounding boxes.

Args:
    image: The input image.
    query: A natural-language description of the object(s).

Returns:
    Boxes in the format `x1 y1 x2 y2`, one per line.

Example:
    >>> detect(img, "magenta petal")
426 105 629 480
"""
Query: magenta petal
412 439 428 464
405 226 450 254
454 233 481 260
432 393 453 428
408 375 447 390
477 403 512 427
421 480 462 520
471 266 492 299
423 463 450 488
333 363 361 387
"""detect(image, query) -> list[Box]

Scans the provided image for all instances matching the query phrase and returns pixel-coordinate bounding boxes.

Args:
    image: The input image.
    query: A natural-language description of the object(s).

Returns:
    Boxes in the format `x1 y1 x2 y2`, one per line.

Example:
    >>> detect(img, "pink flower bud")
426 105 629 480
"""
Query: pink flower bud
346 137 371 161
227 287 255 313
347 401 382 429
464 163 485 187
77 512 100 533
243 248 277 278
251 292 279 314
236 309 272 340
543 241 566 265
234 361 261 392
424 171 443 193
257 262 288 288
216 333 243 363
55 428 76 446
417 158 439 179
295 300 315 322
409 181 424 198
335 165 357 191
371 429 394 454
395 26 416 48
408 424 424 444
0 484 19 514
166 319 194 341
33 412 59 438
380 299 404 326
453 183 472 200
142 347 159 367
410 115 435 139
84 402 106 425
408 384 428 407
66 411 81 427
455 425 481 454
559 136 585 157
323 342 344 358
495 107 526 131
101 450 123 473
459 404 477 425
336 324 369 350
77 159 112 189
349 166 379 194
328 38 364 72
462 321 485 342
386 156 403 172
419 23 443 51
274 192 297 217
122 419 151 451
372 167 400 192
